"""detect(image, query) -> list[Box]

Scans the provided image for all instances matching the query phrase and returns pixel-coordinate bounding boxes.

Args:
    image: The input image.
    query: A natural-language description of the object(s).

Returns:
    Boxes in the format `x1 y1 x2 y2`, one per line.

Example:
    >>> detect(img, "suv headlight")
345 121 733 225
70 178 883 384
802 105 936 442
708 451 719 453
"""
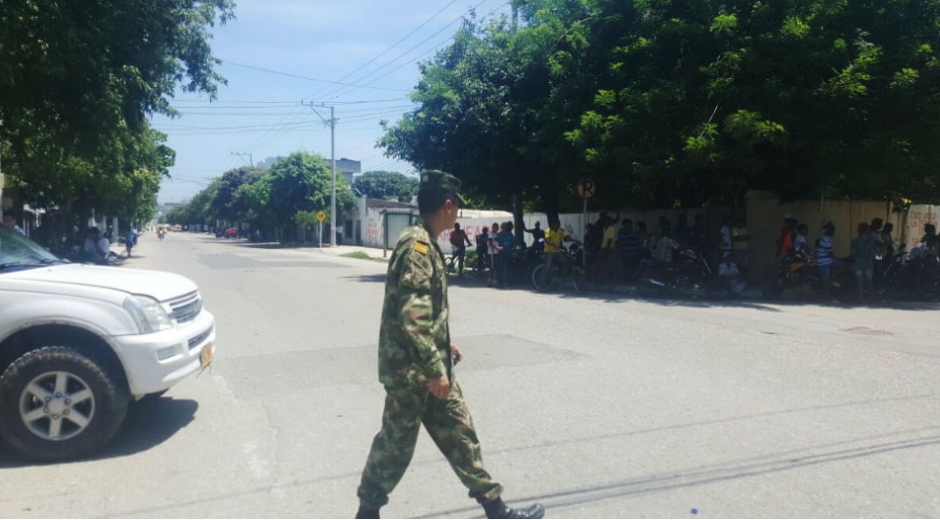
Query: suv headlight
123 295 174 333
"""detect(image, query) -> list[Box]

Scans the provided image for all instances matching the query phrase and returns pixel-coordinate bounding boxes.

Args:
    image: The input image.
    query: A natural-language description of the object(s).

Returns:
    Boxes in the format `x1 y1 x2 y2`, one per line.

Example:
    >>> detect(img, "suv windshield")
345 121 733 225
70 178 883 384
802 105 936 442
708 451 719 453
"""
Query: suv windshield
0 227 62 272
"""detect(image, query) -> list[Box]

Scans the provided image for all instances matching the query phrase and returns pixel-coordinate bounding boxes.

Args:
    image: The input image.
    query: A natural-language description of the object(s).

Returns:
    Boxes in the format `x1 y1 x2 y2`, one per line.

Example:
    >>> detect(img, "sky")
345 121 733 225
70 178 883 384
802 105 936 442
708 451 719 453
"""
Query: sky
152 0 512 204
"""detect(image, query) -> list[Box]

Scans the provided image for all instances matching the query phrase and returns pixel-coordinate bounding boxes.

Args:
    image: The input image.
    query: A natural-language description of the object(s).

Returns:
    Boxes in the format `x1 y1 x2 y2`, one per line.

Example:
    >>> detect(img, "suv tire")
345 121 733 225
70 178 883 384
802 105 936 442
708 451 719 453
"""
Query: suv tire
0 346 129 462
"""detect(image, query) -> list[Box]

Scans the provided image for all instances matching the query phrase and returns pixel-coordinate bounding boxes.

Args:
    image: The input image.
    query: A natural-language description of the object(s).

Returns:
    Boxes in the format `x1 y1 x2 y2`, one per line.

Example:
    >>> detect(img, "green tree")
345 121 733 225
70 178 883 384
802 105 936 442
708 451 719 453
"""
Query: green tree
379 1 599 223
0 0 233 224
353 171 418 202
208 167 265 225
266 152 355 242
570 0 940 205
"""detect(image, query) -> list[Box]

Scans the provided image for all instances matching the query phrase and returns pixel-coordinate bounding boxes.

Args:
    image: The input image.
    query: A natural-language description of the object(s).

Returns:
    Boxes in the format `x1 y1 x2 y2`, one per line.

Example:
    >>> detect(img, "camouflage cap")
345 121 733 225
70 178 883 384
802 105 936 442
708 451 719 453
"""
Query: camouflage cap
419 170 466 205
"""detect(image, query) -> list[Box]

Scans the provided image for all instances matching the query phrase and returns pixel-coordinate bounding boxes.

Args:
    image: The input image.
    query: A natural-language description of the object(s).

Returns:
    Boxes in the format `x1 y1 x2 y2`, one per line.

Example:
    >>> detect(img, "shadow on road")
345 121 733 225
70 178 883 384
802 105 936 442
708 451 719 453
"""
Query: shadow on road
173 233 940 311
0 397 198 468
345 273 388 284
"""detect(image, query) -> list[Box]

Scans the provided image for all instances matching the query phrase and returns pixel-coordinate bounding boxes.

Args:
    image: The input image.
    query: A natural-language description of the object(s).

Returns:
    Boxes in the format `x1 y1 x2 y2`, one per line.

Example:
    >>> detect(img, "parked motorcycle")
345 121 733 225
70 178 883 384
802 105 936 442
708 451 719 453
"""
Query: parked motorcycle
763 247 855 300
636 247 719 298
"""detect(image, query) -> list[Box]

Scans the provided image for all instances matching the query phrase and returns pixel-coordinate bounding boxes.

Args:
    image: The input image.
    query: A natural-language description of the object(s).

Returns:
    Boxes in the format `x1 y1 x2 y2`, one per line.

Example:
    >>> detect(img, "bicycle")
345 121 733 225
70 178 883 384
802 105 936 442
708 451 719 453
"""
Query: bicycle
531 245 585 293
470 249 492 277
444 246 469 276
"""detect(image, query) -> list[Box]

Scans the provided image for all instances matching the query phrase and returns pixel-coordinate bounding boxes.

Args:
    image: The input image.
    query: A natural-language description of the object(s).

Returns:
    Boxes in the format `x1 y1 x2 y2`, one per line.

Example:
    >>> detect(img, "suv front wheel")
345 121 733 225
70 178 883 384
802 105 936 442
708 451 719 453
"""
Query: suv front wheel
0 346 129 462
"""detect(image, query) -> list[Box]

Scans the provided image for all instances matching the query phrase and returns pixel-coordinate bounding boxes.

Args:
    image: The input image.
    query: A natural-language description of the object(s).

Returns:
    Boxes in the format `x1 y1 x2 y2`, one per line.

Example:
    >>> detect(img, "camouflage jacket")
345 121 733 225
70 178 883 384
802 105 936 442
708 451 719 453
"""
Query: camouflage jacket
378 223 452 389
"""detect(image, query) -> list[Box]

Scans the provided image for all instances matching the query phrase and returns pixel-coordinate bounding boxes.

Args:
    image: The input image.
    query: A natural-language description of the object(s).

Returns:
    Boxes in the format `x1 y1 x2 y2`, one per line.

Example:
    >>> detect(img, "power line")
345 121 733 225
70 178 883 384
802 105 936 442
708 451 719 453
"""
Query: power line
316 0 496 101
218 59 412 92
303 0 461 101
332 0 508 101
170 97 411 108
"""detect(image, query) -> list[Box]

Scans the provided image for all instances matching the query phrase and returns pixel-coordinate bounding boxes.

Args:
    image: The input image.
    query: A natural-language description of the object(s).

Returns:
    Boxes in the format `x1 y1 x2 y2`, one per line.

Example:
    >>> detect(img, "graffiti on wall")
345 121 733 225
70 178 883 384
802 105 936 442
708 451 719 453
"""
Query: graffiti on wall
363 209 384 248
905 205 937 249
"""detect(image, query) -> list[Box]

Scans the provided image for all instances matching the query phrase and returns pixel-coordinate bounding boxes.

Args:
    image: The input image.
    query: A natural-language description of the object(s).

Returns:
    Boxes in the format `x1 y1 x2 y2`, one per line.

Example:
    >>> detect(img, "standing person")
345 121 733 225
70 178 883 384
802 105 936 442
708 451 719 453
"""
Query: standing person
522 221 545 251
584 222 600 255
778 217 797 258
921 223 937 244
475 226 490 272
653 223 680 263
496 222 515 286
851 222 877 300
636 222 651 259
448 222 472 274
777 214 795 253
869 218 886 289
487 222 500 287
617 219 639 279
815 221 839 299
881 222 896 259
599 215 617 277
355 171 544 520
1 214 26 235
731 217 750 273
539 219 580 286
124 228 138 257
674 214 692 247
718 217 733 257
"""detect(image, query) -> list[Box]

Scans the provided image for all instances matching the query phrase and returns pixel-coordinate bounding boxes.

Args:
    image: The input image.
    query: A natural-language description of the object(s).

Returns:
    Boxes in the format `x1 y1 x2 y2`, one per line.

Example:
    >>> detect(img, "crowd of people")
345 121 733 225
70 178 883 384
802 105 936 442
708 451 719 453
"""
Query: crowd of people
448 212 748 291
445 211 940 299
775 214 939 300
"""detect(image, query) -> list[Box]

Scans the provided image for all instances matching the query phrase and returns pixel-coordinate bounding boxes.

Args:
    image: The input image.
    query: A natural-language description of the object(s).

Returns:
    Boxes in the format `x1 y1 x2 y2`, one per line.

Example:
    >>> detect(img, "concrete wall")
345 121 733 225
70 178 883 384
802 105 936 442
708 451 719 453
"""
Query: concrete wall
744 191 918 281
358 190 938 283
904 205 939 249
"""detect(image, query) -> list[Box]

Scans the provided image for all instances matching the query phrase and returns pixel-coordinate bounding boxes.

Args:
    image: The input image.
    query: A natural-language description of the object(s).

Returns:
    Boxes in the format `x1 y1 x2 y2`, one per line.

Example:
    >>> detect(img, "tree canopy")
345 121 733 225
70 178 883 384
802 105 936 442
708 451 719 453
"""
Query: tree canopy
353 171 419 202
167 152 356 244
1 0 234 224
379 0 940 216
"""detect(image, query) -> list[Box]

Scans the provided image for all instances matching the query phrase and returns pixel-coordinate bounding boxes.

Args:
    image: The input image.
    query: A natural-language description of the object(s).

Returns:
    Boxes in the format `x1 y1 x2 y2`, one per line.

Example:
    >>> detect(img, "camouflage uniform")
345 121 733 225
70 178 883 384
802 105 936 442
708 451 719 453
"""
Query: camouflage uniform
357 221 503 510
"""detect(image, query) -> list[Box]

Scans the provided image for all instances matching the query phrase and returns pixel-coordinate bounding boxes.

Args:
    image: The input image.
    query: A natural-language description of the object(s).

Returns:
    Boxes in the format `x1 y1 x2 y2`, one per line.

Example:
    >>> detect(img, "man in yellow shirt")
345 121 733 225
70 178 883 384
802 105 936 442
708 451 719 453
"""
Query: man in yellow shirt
540 219 580 284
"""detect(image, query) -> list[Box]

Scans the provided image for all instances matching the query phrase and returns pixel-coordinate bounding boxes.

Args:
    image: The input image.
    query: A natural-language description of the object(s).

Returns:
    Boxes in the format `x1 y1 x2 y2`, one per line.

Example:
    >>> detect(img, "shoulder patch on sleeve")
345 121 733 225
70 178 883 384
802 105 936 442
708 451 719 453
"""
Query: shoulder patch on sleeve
413 241 429 255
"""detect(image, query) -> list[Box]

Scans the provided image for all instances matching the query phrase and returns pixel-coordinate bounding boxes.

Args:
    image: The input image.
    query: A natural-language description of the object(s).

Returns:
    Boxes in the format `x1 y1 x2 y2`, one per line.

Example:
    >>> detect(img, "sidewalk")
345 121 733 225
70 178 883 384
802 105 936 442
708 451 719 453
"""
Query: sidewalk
305 243 390 261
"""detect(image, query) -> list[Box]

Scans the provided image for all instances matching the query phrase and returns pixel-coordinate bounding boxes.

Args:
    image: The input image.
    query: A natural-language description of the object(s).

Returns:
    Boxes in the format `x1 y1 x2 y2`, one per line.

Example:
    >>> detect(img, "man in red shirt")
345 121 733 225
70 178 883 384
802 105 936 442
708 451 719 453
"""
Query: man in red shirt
776 214 797 258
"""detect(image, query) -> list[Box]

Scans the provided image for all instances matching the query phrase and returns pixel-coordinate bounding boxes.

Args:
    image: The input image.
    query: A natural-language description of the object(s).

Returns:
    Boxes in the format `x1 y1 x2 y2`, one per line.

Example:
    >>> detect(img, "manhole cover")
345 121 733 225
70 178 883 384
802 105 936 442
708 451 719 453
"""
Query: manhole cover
841 327 895 337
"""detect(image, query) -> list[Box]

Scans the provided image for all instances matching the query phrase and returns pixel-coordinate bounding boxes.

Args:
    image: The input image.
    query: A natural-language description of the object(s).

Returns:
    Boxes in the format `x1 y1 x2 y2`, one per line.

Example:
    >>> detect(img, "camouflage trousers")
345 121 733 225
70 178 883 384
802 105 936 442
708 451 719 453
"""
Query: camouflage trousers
357 381 503 509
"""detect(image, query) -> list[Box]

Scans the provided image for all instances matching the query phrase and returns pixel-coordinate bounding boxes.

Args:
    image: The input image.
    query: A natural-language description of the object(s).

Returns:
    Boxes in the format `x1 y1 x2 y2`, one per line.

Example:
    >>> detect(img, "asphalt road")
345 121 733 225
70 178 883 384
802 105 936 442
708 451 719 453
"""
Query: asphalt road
2 232 939 518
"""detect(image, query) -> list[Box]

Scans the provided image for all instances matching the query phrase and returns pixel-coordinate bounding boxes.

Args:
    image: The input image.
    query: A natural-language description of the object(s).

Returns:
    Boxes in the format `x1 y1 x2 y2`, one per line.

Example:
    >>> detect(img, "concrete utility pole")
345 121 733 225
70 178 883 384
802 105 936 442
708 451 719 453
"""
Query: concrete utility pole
231 151 253 167
302 102 337 246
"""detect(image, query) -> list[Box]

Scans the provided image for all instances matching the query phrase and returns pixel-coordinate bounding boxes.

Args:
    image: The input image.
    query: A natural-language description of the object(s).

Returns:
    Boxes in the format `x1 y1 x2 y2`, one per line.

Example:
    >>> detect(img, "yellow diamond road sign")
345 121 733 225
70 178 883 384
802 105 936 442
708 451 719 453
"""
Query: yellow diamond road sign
316 211 326 222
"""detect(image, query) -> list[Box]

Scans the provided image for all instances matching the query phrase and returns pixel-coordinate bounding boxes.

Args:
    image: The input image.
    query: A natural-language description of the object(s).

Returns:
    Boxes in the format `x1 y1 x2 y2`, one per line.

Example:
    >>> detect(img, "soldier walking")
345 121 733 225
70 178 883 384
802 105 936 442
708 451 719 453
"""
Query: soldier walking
355 171 544 520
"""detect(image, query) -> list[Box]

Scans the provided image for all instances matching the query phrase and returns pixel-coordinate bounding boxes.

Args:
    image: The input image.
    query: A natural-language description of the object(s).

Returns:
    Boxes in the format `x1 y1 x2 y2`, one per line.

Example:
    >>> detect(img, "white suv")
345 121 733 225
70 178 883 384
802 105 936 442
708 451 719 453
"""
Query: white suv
0 226 216 461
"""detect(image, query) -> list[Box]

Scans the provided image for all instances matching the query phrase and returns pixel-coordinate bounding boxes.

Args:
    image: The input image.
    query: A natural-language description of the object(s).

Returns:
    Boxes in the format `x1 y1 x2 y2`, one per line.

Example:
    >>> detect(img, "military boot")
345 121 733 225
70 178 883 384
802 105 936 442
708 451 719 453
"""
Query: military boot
354 506 379 519
482 498 545 519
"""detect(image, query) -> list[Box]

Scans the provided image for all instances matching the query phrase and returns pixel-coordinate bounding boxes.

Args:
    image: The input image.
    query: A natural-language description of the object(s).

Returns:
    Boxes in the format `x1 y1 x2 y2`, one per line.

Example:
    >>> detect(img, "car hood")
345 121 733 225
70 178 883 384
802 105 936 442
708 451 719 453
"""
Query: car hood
1 263 197 302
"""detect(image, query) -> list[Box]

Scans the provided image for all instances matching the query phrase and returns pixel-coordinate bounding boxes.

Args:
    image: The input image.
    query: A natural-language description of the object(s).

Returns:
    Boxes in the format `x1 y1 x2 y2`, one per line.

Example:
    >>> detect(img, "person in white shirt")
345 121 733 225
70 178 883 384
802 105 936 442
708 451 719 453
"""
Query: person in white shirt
83 227 111 264
718 252 746 295
719 216 732 254
794 224 809 253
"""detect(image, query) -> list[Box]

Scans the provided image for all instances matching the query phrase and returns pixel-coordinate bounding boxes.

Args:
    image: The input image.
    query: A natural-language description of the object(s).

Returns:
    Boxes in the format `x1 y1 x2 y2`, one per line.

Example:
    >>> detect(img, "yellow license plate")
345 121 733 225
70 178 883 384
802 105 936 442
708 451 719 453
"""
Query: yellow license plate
200 343 214 367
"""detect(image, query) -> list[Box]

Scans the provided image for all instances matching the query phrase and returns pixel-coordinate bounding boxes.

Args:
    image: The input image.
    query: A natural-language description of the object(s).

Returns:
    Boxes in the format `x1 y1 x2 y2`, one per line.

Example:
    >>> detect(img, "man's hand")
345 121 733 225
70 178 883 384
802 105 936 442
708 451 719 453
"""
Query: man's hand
427 375 451 400
451 344 463 365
